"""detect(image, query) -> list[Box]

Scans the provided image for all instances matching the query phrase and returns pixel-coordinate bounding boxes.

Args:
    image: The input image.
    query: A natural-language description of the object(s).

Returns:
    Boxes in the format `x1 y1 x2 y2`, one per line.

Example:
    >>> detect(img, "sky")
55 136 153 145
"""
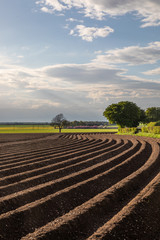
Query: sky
0 0 160 122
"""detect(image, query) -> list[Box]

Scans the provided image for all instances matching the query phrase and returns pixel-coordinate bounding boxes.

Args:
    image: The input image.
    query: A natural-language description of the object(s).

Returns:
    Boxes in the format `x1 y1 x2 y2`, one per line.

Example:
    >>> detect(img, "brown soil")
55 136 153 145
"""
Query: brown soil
0 133 159 240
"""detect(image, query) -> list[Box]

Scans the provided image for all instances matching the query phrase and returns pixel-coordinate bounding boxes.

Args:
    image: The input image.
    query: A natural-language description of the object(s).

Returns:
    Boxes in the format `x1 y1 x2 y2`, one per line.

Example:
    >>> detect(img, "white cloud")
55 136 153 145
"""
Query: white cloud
143 67 160 75
37 0 68 12
37 0 160 27
93 41 160 65
66 18 83 23
40 6 53 14
0 49 160 121
70 25 114 41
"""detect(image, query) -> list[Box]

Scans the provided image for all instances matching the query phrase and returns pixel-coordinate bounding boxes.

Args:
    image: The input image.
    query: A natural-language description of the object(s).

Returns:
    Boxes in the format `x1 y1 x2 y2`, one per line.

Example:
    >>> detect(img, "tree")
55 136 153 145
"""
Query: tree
51 113 69 133
139 109 147 124
146 107 160 122
103 101 143 128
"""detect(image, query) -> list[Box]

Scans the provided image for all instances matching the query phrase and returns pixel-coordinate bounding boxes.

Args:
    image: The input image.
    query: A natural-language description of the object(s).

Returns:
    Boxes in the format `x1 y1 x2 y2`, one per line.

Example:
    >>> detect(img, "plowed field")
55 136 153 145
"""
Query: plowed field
0 133 160 240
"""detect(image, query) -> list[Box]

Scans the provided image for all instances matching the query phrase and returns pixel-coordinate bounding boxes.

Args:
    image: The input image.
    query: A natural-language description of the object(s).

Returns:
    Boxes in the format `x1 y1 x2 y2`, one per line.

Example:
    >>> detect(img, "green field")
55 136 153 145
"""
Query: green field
1 125 159 138
0 125 117 133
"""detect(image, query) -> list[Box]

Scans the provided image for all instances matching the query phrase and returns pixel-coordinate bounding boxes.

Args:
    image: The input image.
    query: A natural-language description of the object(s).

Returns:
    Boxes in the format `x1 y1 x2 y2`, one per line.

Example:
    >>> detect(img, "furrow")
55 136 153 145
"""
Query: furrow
87 142 160 240
0 133 88 156
0 138 117 184
0 139 136 212
0 139 151 239
0 138 99 169
0 137 90 162
0 139 119 194
19 139 159 240
0 138 110 176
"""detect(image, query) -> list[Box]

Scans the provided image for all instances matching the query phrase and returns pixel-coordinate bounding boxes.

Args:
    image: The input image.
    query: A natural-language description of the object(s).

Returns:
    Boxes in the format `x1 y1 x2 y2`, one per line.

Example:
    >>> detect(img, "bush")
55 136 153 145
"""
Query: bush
155 127 160 134
141 126 148 133
118 127 138 134
150 126 160 134
119 125 160 135
141 125 160 134
147 122 156 127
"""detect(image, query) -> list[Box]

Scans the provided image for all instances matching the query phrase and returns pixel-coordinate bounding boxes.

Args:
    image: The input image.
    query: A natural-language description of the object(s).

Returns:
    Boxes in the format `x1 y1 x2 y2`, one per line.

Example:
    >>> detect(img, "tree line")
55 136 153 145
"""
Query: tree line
50 114 108 133
51 102 160 132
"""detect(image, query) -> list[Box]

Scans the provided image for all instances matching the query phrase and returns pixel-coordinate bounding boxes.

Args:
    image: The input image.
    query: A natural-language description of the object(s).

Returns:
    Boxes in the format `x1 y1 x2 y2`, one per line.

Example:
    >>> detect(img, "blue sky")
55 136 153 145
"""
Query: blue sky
0 0 160 121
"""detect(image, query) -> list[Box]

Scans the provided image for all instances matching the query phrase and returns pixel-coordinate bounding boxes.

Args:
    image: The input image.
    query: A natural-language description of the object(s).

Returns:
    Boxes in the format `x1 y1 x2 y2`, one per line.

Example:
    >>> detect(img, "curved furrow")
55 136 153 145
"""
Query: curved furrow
0 139 109 188
87 141 160 240
63 133 88 140
0 137 110 176
0 136 90 161
0 139 141 215
0 134 159 240
0 138 118 182
0 140 130 198
0 134 59 149
0 136 86 158
0 133 88 156
0 133 55 145
19 140 160 240
0 140 118 194
0 138 120 188
0 138 100 169
0 133 111 158
0 135 102 163
0 139 135 212
0 139 152 239
0 138 93 166
65 134 76 139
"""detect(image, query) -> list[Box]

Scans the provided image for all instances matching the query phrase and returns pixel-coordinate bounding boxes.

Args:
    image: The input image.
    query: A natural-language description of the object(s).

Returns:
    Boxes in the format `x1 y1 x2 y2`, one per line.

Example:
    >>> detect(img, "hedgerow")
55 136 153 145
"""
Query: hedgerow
118 127 138 134
141 122 160 134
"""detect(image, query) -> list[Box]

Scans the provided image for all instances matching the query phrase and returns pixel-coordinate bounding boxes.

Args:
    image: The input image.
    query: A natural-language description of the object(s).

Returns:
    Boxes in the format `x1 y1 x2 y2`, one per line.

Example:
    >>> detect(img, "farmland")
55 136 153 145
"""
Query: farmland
0 125 117 134
0 133 160 239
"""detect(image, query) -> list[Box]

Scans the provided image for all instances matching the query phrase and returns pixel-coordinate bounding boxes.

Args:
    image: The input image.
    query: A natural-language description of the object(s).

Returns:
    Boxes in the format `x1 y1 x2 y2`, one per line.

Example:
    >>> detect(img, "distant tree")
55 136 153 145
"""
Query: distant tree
51 113 69 133
103 101 143 128
72 120 79 127
146 107 160 122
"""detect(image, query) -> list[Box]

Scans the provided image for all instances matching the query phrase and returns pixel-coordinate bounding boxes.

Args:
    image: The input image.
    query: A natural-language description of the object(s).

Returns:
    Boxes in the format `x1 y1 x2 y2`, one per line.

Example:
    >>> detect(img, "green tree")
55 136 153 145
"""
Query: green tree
146 107 160 122
139 109 147 123
51 113 69 133
103 101 142 128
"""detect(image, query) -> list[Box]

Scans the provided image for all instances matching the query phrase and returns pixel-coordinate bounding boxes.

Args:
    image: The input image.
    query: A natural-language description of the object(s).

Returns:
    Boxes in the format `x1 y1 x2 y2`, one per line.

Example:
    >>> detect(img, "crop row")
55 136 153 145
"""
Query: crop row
0 133 159 240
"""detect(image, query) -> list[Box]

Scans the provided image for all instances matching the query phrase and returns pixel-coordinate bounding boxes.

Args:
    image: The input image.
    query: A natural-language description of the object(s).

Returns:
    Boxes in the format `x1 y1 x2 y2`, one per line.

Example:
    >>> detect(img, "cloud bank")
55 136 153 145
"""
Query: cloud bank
144 67 160 75
37 0 160 27
0 41 160 120
93 42 160 65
